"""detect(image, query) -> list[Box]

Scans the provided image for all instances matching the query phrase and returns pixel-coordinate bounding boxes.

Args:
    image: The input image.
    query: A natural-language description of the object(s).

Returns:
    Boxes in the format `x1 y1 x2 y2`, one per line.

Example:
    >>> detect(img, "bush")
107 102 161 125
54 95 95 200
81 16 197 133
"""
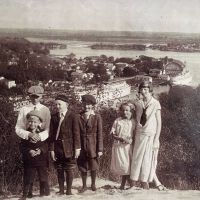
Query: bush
157 86 200 189
0 97 22 194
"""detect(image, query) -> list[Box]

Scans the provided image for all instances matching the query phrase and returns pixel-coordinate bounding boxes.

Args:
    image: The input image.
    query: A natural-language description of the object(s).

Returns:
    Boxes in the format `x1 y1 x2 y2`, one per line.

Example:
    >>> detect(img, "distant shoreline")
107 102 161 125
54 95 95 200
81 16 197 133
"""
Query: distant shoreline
1 28 200 44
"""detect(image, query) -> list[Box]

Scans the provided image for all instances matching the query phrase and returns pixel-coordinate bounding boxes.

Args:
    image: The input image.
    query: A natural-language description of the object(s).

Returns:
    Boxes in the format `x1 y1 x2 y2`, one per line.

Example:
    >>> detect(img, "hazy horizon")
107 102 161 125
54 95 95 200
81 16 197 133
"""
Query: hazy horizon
0 27 199 34
1 27 200 36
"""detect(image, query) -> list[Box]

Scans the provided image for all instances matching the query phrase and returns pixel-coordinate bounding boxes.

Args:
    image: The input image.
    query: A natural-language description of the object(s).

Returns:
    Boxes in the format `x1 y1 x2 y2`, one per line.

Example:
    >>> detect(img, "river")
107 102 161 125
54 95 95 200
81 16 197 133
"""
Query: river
27 37 200 86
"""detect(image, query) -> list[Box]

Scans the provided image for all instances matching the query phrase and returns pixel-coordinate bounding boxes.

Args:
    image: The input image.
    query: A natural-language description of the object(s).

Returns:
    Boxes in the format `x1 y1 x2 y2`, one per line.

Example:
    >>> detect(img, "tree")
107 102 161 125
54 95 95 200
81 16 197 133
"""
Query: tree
108 56 115 63
123 67 138 77
87 63 110 83
113 66 123 77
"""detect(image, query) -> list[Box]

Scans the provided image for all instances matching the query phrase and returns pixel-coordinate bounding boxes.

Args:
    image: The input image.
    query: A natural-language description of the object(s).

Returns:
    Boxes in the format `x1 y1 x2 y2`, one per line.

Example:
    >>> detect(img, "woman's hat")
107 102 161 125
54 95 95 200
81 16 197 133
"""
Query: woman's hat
82 94 96 105
138 81 153 92
26 110 43 122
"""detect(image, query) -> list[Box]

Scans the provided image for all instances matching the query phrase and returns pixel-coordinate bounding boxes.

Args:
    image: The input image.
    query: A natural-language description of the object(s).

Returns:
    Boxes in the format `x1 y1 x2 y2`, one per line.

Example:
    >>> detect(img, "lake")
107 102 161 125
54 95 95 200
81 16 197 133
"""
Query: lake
27 37 200 86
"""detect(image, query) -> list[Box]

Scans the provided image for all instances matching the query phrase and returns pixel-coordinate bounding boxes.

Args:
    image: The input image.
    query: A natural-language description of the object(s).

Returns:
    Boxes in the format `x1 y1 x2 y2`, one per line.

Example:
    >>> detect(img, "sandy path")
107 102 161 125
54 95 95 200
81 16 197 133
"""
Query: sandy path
5 178 200 200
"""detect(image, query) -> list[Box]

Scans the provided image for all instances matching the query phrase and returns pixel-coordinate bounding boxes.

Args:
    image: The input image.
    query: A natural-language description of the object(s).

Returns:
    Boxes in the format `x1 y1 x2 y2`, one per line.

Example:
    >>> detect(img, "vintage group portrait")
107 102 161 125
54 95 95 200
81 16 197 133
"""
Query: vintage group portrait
0 0 199 200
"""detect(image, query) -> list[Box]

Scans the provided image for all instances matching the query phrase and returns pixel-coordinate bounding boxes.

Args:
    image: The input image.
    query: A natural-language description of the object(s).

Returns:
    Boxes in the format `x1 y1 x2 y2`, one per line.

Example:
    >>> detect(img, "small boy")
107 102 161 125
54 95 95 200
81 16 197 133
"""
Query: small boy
19 110 49 200
49 94 81 195
77 94 103 193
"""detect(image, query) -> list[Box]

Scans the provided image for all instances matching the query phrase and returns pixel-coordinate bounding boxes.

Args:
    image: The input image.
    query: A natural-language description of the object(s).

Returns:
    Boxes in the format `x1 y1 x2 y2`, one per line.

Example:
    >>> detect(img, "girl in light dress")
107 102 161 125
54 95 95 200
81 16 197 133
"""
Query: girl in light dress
110 102 136 190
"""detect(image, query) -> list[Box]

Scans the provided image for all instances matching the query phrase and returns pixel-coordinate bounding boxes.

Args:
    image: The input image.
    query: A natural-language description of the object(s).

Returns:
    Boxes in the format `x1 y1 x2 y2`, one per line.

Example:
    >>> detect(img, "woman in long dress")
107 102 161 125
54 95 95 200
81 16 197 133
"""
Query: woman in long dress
130 81 166 190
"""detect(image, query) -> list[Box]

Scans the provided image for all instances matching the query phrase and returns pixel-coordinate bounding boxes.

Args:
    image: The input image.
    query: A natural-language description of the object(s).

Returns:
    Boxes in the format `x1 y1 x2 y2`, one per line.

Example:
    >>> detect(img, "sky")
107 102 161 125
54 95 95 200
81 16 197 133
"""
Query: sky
0 0 200 33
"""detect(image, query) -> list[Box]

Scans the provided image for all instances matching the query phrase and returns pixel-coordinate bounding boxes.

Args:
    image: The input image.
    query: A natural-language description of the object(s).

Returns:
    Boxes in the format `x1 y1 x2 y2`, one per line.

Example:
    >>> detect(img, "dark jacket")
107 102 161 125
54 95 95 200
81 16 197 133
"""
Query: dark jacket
20 128 48 167
78 112 103 158
49 111 81 158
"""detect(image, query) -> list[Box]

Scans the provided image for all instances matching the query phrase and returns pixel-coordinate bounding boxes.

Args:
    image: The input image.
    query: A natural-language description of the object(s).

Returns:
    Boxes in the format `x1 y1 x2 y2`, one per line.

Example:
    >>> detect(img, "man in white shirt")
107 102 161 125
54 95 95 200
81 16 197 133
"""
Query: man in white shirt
16 85 51 198
15 85 51 143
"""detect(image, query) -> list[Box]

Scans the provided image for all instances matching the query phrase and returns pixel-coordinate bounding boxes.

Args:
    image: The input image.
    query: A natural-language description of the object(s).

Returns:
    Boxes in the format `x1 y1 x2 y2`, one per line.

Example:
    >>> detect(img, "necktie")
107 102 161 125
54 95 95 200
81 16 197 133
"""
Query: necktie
33 106 37 110
56 113 65 140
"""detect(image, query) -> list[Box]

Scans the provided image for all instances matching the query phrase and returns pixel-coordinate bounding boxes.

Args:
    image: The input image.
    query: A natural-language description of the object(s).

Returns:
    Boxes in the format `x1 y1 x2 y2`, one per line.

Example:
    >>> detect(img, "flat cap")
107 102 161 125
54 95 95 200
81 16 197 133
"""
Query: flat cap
28 86 44 96
55 94 69 103
82 94 96 105
26 110 43 122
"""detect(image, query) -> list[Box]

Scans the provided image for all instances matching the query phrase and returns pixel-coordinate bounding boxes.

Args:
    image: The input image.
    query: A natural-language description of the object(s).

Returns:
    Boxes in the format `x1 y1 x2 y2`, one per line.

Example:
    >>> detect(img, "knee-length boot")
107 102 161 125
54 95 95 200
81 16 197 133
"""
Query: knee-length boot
91 170 97 191
79 172 87 193
66 170 74 195
57 169 65 194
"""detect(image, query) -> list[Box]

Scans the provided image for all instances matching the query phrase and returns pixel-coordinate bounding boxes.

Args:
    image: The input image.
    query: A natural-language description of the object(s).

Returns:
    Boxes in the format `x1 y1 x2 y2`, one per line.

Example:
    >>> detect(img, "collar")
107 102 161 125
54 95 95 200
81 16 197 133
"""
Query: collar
83 110 95 116
121 115 132 120
80 110 95 121
88 110 95 115
30 102 43 109
60 110 68 117
142 96 154 108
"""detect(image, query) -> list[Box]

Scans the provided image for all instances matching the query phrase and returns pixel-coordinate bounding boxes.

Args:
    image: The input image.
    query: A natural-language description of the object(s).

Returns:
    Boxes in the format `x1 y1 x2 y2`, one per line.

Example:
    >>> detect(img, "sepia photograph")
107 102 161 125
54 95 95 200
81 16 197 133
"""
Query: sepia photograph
0 0 200 199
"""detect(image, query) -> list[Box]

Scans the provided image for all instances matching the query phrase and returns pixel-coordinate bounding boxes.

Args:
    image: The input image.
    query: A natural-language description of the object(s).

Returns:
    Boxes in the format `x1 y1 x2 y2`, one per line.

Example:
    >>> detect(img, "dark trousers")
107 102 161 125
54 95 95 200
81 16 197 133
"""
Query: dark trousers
54 141 76 194
55 157 76 193
23 166 49 196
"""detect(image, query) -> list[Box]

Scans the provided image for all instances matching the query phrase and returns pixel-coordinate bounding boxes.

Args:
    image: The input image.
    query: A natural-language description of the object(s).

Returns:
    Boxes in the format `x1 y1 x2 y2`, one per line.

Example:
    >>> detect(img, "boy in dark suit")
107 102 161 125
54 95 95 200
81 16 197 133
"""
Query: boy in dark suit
77 94 103 193
49 95 81 195
19 110 49 200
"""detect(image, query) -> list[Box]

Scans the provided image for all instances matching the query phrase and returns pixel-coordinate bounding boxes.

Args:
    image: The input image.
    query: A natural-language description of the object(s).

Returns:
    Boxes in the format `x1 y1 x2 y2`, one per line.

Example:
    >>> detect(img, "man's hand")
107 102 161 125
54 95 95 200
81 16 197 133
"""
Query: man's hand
98 152 103 157
75 149 81 158
50 151 57 161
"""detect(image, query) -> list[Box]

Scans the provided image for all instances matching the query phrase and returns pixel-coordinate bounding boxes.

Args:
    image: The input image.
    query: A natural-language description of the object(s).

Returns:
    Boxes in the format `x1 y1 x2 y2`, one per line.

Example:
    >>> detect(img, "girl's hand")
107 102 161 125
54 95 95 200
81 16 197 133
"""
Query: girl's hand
29 150 37 157
123 138 132 144
35 148 41 155
113 134 121 141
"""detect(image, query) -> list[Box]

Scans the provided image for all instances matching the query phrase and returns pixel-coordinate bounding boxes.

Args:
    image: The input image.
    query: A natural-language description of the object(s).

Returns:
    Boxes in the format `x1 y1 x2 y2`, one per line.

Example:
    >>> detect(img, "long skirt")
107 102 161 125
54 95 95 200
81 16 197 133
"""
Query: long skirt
130 133 158 182
110 143 132 175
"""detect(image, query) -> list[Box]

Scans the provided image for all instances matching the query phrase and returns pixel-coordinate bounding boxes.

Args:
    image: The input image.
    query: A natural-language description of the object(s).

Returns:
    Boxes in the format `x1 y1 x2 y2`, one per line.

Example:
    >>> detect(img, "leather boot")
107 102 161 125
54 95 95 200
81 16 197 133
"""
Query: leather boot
126 175 136 188
91 170 97 191
40 182 50 196
18 196 27 200
119 175 127 190
66 170 74 195
57 169 65 194
141 182 149 190
27 183 33 198
79 172 87 193
39 182 45 196
20 184 29 200
44 182 50 196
